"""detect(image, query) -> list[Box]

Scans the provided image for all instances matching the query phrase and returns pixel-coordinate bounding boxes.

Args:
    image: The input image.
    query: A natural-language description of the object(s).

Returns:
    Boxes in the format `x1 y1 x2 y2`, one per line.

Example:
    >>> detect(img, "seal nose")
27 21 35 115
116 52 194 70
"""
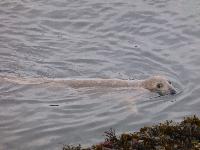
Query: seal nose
170 89 176 95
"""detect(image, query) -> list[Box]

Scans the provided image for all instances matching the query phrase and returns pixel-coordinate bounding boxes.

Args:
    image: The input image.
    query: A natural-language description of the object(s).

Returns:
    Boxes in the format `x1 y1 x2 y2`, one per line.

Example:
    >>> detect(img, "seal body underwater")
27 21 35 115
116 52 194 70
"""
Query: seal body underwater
0 75 176 96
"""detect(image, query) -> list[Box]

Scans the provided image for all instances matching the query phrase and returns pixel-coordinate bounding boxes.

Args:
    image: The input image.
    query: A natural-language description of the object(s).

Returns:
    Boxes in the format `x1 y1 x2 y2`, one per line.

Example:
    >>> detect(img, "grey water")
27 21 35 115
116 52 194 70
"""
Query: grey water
0 0 200 149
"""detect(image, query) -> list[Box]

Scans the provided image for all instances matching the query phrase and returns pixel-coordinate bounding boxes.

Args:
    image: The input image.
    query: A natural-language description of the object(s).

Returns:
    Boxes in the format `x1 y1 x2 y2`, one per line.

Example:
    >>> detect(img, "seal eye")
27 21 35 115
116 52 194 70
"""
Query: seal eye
157 83 163 89
168 81 172 84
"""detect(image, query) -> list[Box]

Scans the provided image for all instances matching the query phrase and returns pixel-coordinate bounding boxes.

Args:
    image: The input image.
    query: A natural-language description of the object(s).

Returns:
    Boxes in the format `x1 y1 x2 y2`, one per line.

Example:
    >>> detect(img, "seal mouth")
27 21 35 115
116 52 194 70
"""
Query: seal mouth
156 88 177 96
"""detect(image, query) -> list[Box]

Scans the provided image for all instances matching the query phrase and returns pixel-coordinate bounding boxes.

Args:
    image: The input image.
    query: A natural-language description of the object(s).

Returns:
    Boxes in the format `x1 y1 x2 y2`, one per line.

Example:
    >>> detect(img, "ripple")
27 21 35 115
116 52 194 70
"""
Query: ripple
0 0 200 149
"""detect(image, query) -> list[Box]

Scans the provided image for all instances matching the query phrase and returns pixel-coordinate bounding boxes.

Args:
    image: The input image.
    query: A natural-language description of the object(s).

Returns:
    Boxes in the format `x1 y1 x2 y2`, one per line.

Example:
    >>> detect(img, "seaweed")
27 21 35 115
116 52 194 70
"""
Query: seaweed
63 115 200 150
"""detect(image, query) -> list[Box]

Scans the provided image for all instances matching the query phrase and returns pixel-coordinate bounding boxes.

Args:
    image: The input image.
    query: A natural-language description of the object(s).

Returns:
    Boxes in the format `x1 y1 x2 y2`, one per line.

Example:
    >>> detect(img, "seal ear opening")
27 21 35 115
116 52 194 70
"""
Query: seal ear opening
156 83 163 89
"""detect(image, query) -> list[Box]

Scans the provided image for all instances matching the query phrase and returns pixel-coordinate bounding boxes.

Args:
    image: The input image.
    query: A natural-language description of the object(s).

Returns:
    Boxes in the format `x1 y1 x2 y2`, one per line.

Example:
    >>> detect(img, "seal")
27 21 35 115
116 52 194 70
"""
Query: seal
0 75 176 96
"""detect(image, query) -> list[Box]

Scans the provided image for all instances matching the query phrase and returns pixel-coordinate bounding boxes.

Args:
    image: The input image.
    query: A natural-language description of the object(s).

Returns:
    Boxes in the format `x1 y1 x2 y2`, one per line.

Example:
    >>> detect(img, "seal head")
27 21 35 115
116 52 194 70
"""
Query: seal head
142 75 176 96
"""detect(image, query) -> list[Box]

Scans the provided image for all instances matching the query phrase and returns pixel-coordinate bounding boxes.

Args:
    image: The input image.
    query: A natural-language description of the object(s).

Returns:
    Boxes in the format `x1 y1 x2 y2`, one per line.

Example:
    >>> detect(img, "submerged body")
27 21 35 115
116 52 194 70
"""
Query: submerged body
0 75 176 96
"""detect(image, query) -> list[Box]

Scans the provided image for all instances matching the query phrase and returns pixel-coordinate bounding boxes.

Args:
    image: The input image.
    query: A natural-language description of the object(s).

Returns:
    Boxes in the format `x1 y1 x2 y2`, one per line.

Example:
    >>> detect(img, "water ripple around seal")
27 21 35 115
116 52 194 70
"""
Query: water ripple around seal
0 0 200 150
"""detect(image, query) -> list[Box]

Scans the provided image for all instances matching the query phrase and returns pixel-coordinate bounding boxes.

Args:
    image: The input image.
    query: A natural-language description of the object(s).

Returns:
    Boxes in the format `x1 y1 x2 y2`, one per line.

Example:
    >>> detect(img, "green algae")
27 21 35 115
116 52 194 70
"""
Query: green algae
63 115 200 150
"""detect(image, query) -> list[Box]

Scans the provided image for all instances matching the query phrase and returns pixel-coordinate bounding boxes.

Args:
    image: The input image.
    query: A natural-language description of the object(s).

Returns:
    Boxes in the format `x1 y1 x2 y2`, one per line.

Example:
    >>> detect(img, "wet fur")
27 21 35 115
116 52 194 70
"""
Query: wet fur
0 75 176 95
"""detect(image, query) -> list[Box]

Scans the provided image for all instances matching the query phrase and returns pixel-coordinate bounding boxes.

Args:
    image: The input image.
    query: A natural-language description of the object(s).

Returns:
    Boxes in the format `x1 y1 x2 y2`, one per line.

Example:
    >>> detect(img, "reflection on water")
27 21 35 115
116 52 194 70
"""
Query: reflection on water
0 0 200 149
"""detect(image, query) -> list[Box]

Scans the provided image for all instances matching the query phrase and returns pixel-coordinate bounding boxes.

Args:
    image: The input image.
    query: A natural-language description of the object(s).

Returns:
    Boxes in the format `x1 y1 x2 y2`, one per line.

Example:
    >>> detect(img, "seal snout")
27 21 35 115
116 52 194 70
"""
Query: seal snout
170 88 176 95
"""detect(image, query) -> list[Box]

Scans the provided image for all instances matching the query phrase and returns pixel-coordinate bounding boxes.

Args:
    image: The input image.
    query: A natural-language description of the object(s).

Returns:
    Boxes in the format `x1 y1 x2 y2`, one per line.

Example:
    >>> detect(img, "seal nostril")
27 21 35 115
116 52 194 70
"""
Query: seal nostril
170 89 176 95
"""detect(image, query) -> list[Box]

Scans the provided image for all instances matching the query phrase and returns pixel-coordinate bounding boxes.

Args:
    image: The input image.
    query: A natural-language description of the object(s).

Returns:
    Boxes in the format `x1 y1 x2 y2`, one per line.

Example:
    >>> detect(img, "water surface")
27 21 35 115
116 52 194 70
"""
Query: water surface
0 0 200 150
